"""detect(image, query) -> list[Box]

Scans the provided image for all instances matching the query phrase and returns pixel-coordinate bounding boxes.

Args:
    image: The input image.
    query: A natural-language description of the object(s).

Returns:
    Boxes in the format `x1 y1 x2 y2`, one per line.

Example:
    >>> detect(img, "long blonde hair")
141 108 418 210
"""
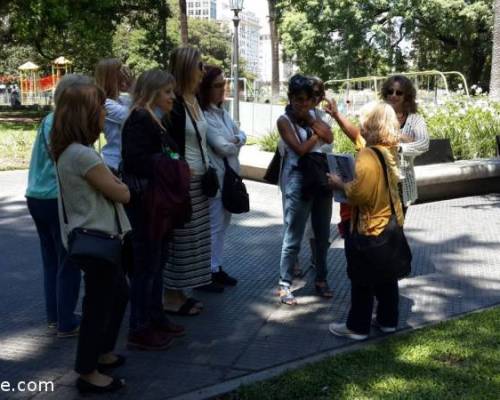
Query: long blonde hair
359 102 400 147
95 58 122 100
169 47 201 96
131 69 175 128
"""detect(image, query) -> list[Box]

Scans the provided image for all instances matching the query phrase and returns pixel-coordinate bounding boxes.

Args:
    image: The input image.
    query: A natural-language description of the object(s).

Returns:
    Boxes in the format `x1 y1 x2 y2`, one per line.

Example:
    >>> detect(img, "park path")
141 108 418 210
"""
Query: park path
0 170 499 400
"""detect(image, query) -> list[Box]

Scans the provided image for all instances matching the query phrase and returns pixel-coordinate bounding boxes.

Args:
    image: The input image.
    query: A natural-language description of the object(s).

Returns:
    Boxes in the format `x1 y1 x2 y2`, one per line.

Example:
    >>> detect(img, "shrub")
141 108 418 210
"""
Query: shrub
257 97 500 160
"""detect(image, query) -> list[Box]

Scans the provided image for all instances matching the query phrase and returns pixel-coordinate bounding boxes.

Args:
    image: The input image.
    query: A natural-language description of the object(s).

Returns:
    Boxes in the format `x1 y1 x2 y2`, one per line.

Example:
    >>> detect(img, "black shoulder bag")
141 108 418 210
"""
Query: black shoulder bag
57 167 124 268
184 100 219 197
345 147 412 285
222 157 249 214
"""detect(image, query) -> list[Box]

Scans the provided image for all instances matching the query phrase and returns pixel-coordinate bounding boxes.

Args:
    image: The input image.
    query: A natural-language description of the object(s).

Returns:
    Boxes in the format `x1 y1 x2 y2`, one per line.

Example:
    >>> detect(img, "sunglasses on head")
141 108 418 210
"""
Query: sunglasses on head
387 89 404 96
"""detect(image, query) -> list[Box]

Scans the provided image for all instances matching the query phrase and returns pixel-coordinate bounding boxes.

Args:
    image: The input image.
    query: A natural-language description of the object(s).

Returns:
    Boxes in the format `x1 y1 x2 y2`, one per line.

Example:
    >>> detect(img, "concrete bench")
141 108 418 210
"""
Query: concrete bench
239 146 500 202
415 158 500 202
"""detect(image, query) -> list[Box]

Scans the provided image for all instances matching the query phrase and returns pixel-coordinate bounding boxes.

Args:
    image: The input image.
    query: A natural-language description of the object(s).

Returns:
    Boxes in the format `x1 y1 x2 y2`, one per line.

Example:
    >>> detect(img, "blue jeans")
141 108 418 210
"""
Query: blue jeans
26 197 81 332
279 170 332 286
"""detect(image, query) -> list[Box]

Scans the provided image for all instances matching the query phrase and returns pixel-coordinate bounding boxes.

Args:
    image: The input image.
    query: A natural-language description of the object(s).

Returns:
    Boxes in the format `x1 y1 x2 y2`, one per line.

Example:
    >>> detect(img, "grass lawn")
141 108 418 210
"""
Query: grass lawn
238 306 500 400
0 119 38 171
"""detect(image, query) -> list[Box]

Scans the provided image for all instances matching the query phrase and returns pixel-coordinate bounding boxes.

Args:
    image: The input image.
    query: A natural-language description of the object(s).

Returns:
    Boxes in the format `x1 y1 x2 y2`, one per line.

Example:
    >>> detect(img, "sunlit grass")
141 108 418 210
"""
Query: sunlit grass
238 306 500 400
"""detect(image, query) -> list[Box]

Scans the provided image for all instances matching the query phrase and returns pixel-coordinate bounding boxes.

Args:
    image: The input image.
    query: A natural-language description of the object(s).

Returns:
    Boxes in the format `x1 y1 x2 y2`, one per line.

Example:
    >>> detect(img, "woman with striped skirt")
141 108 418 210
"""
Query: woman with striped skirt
162 47 213 315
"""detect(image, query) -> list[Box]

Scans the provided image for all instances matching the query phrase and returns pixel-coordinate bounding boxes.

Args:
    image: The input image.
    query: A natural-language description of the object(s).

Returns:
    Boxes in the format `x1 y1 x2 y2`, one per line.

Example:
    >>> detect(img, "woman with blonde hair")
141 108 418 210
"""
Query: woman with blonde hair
52 83 130 393
95 58 133 173
161 47 213 315
327 102 410 340
122 69 189 350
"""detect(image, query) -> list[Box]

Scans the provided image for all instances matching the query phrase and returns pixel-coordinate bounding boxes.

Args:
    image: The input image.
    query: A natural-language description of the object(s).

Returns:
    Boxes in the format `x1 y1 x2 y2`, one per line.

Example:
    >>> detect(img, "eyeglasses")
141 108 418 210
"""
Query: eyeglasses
387 89 404 96
198 61 204 72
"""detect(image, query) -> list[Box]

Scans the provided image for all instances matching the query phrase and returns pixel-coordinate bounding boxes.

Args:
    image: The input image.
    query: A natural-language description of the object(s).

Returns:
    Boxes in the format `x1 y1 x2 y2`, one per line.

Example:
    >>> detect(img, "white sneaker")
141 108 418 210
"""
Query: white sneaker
328 322 368 341
372 319 397 333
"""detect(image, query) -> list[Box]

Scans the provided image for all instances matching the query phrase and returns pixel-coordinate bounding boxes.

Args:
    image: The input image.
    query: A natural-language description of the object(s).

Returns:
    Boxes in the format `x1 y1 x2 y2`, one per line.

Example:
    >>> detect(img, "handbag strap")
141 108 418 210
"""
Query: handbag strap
352 146 396 233
370 146 396 216
182 97 208 171
56 157 123 235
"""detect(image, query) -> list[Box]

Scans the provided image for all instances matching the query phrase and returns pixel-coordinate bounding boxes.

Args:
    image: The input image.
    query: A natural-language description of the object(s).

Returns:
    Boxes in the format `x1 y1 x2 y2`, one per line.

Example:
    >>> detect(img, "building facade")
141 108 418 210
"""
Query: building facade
217 1 261 77
186 0 217 20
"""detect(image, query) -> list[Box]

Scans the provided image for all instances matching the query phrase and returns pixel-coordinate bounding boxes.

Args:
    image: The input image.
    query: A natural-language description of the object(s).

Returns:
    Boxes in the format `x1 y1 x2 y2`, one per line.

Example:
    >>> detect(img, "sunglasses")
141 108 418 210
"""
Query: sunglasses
387 89 404 96
198 61 204 72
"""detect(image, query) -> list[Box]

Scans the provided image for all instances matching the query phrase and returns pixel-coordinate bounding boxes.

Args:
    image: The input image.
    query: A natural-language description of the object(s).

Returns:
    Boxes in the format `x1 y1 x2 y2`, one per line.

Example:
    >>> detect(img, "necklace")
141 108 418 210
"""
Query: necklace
184 97 197 108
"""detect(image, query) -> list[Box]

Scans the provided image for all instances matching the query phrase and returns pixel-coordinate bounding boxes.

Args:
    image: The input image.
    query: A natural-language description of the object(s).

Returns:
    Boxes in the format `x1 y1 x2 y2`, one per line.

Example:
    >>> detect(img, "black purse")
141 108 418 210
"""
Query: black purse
263 147 281 184
222 157 249 214
345 147 412 285
57 171 124 268
184 99 219 197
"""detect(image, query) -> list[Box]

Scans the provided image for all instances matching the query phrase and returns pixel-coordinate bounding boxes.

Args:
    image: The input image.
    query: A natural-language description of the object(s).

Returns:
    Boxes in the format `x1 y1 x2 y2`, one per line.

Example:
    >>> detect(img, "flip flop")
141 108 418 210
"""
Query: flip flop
164 298 201 316
188 297 204 309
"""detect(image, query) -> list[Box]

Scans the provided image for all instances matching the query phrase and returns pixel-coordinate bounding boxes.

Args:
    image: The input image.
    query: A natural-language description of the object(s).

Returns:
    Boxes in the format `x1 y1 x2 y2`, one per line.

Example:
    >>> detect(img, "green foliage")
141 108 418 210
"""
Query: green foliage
1 0 173 73
239 306 500 400
276 0 494 87
257 98 500 160
0 119 38 170
421 96 500 159
113 0 232 75
258 130 281 152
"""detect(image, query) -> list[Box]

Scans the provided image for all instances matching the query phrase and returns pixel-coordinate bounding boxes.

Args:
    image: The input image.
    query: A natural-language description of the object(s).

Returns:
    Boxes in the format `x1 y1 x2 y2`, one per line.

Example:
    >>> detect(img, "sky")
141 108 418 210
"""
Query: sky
243 0 268 33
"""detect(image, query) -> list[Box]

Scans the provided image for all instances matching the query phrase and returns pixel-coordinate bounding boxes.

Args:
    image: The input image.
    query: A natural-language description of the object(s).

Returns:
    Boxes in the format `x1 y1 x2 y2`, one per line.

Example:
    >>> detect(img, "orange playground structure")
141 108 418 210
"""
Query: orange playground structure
17 56 73 105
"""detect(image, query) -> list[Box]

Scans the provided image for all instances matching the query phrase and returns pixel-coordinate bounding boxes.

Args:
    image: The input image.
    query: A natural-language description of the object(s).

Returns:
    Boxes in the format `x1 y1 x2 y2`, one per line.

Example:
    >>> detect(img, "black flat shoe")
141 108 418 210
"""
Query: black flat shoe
194 281 224 293
97 354 126 372
212 268 238 286
76 377 125 394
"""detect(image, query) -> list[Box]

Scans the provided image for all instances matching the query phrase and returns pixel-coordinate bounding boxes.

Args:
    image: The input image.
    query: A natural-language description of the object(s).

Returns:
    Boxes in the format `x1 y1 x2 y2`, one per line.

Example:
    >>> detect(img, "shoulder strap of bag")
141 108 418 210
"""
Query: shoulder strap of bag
370 146 396 216
56 156 123 235
39 117 53 161
183 97 208 171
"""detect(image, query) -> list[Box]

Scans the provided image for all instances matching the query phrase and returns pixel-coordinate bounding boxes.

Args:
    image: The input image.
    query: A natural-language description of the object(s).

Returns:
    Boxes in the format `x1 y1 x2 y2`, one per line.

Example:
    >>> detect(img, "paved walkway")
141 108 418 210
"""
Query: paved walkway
1 170 499 400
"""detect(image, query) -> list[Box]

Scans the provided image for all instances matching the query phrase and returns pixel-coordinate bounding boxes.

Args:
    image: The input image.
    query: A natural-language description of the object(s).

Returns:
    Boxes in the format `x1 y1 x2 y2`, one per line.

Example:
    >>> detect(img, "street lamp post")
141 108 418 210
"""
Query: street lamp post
229 0 244 126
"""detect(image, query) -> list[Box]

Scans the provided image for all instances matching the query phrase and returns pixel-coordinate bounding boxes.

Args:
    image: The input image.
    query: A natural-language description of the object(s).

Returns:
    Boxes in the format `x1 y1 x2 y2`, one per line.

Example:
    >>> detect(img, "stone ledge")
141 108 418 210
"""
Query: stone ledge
239 145 500 202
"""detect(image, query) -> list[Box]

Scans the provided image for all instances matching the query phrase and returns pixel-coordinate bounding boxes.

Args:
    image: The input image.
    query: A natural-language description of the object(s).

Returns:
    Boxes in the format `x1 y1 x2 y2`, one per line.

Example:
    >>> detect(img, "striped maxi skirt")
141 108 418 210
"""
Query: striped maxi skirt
163 175 212 289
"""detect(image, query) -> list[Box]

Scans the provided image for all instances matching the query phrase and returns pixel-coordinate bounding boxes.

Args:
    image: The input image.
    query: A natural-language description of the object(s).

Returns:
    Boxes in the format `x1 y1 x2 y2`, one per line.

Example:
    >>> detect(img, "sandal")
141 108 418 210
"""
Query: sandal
279 286 297 305
188 297 204 309
315 282 333 298
164 298 201 316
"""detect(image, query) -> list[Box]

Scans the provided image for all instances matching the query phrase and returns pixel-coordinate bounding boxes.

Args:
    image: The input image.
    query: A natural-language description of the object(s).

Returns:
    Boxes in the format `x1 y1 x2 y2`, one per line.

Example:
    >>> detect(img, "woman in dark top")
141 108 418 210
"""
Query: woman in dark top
121 69 188 350
161 47 213 315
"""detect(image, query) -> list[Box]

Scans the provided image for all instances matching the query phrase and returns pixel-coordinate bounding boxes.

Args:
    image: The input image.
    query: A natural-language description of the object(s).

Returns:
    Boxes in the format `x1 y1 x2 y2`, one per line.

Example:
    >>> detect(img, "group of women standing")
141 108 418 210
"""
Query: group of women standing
26 43 428 392
277 73 428 341
26 47 246 394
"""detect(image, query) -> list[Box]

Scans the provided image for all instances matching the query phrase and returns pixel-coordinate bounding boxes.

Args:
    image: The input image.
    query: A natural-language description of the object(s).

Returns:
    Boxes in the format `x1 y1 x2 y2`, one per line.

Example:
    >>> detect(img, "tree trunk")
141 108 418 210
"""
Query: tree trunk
268 0 280 102
490 0 500 100
158 0 169 69
179 0 189 46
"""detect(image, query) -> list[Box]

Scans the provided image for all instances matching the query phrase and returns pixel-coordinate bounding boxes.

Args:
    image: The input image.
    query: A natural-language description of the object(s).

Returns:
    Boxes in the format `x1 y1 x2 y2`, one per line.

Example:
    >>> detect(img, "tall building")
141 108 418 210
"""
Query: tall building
186 0 217 20
217 1 261 77
258 34 295 84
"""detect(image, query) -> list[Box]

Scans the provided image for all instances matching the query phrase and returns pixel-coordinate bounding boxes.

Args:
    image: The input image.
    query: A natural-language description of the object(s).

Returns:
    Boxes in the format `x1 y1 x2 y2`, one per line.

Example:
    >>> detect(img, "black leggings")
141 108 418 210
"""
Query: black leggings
75 258 129 375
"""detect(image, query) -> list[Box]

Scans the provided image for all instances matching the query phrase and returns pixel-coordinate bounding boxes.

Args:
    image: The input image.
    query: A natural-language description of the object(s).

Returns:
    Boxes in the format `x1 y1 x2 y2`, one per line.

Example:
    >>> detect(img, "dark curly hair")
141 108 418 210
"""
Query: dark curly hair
287 73 314 100
380 75 418 114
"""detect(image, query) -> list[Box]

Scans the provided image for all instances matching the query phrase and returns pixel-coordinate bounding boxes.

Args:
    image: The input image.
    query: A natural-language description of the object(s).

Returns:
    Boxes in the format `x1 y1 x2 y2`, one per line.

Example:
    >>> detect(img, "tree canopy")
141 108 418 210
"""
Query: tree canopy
276 0 494 87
